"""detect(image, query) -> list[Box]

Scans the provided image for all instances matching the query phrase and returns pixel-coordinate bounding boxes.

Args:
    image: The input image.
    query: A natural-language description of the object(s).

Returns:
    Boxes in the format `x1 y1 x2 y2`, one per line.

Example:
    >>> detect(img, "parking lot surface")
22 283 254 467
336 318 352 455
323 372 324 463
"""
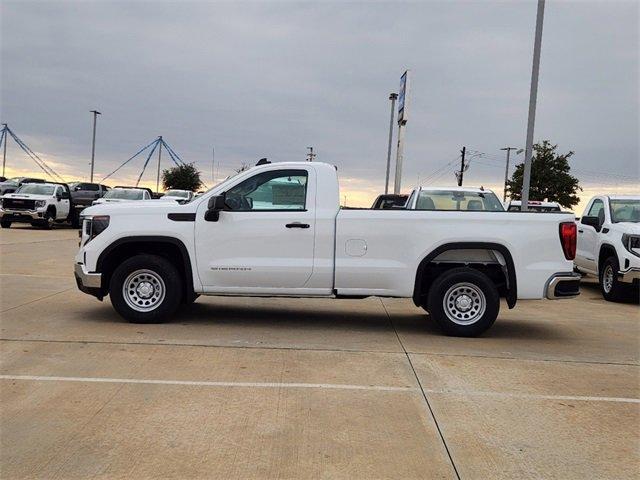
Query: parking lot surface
1 226 638 479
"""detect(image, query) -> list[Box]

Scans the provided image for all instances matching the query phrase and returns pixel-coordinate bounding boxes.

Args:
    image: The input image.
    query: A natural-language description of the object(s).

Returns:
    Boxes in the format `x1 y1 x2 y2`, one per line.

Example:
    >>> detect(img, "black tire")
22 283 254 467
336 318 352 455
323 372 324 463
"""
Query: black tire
426 267 500 337
70 210 80 228
109 254 183 323
599 256 625 302
184 293 200 304
39 210 54 229
0 219 11 228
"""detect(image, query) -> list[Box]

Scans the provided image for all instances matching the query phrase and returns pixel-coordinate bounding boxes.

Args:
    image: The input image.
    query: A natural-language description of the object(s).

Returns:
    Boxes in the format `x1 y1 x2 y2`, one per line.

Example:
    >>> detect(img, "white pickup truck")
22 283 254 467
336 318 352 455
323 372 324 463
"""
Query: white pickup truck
75 161 580 336
1 182 73 229
575 195 639 301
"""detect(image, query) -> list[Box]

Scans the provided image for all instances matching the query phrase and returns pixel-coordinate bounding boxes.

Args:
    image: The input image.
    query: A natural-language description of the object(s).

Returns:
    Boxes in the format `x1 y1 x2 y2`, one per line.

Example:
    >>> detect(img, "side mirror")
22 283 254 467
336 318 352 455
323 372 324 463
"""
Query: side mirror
56 193 62 201
581 215 601 231
205 195 226 222
74 186 81 191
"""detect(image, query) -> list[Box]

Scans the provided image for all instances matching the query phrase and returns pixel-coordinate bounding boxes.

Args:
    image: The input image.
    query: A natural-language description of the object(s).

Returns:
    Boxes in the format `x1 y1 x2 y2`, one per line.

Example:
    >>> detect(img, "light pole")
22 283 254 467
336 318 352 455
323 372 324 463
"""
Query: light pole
1 123 7 177
521 0 545 211
89 110 101 182
212 146 215 184
385 93 398 195
500 147 522 201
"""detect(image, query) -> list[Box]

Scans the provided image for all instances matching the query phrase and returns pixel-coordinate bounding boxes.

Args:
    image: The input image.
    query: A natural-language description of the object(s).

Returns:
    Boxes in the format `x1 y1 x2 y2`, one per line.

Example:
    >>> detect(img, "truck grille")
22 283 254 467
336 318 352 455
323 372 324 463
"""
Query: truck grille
3 198 36 210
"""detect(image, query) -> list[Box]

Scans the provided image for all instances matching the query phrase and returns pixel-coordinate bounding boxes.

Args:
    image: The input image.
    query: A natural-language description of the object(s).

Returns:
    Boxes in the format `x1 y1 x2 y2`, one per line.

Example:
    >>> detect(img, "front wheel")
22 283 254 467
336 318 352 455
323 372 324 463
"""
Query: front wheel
109 254 183 323
600 256 624 302
426 267 500 337
0 219 11 228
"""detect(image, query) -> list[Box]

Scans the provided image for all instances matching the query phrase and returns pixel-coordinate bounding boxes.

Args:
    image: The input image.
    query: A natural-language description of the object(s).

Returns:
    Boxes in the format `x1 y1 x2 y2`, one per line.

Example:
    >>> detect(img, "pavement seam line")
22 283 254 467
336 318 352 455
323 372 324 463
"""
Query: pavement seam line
1 338 637 367
420 388 640 404
379 298 462 480
0 287 74 313
0 374 417 392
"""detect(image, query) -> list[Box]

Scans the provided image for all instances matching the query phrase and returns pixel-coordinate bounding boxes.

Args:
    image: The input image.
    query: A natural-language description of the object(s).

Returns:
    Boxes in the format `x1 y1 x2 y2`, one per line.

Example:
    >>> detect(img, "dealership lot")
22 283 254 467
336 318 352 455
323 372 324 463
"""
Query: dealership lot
1 227 638 479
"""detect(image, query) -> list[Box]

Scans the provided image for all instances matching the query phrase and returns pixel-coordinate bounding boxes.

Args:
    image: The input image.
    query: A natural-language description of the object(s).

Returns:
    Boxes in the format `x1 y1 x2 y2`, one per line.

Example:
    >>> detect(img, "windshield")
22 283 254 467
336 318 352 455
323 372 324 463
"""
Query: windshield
165 190 190 198
15 184 55 195
104 189 143 200
610 199 640 223
415 190 504 211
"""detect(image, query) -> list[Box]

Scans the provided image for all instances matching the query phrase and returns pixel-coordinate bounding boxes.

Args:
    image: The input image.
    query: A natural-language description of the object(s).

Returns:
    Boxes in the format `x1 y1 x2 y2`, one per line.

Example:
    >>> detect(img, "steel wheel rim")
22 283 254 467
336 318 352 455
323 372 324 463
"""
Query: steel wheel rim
602 265 614 293
443 282 486 325
122 269 166 312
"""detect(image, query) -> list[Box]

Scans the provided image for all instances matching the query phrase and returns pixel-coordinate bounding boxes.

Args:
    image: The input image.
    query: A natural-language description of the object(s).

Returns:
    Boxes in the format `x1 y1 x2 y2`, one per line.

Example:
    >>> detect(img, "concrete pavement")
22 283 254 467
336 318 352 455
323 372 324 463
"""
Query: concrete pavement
1 225 638 479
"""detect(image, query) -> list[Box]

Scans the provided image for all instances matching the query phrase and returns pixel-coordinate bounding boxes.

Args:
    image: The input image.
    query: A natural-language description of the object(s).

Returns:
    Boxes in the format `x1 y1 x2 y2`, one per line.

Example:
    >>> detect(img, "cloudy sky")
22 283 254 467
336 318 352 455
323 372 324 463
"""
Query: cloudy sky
1 0 638 211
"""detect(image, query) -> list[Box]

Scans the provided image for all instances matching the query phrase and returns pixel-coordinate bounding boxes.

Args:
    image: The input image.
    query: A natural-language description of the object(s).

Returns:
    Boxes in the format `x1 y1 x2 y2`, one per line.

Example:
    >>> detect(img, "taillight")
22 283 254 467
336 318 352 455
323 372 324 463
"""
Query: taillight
559 222 577 260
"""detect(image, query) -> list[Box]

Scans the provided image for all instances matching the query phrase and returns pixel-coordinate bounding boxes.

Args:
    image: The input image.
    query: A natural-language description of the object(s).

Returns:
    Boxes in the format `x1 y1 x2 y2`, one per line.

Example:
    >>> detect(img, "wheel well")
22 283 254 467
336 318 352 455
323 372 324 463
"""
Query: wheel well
598 244 617 272
97 237 194 302
47 205 56 215
413 243 517 309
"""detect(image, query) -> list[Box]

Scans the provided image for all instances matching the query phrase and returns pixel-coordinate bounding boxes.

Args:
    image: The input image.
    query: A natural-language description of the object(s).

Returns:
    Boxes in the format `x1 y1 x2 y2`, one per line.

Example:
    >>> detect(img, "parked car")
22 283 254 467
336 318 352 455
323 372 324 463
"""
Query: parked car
506 200 562 212
0 177 45 196
158 189 194 203
92 187 152 205
406 187 505 211
68 182 111 226
75 161 579 337
574 195 639 301
371 194 409 209
0 182 74 229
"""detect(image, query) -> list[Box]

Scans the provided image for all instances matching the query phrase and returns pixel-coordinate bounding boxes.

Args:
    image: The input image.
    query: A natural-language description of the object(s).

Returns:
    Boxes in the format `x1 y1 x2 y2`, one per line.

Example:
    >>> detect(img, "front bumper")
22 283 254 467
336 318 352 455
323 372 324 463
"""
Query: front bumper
545 272 581 299
619 268 640 284
74 263 103 299
0 208 44 221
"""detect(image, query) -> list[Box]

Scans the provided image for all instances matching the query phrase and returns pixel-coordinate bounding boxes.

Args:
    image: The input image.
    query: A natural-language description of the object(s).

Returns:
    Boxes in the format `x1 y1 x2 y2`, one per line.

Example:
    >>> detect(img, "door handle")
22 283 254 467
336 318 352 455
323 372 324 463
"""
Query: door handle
578 229 584 233
286 222 310 229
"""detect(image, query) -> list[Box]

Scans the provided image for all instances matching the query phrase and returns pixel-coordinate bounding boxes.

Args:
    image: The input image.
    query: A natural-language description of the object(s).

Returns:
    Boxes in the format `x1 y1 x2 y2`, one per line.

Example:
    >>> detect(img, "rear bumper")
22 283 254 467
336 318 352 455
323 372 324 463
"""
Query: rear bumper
545 273 581 299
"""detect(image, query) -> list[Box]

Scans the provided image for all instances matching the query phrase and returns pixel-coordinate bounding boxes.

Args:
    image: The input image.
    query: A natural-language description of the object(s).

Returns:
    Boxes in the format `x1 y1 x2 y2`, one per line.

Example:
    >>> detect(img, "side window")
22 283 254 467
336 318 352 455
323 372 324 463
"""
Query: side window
225 169 308 211
586 199 604 220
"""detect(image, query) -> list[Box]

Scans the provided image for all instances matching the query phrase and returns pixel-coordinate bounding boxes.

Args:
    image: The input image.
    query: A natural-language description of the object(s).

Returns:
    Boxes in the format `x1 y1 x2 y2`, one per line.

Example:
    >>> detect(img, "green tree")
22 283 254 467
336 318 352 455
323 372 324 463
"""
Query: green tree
161 163 203 192
506 141 581 208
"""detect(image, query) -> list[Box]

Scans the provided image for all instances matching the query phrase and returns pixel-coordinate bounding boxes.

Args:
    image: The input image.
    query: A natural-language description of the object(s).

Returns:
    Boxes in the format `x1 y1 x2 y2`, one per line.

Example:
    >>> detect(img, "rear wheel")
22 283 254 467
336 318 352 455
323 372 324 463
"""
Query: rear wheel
0 219 11 228
109 254 182 323
426 267 500 337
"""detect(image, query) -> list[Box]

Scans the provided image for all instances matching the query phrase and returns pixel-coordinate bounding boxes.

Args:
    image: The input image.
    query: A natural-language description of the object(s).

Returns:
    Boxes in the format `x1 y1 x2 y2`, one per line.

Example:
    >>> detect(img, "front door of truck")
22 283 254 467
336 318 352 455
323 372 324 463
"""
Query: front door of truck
576 198 603 272
195 167 315 291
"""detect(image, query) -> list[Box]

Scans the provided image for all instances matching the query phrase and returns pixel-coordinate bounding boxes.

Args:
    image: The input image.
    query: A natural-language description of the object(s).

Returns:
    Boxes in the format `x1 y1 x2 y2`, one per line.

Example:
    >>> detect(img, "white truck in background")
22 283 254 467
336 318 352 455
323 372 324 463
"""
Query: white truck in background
0 182 73 229
575 195 640 301
74 161 580 337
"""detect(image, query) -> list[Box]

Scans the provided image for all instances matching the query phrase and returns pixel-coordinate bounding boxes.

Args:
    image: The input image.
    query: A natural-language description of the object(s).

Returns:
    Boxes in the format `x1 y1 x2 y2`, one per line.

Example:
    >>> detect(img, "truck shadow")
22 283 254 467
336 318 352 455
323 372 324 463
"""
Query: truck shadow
169 301 565 341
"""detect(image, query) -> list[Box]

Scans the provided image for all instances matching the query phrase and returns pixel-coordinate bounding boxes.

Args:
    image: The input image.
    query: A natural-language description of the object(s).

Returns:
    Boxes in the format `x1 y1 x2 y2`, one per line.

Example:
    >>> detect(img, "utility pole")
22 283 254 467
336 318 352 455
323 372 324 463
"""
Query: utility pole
457 146 466 186
1 123 7 177
306 146 316 162
89 110 101 182
501 147 518 201
155 136 163 195
521 0 545 211
385 93 398 194
394 70 410 195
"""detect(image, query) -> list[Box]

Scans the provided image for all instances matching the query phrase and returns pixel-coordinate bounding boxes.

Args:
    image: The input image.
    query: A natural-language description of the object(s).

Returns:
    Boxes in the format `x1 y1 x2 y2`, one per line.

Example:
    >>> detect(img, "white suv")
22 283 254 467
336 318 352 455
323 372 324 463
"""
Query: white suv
575 195 639 301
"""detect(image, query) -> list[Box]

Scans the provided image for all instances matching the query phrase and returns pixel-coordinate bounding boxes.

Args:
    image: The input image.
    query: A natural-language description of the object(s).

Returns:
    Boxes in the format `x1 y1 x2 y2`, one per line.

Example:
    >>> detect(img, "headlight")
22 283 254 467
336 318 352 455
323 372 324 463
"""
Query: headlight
35 200 46 208
82 215 110 244
621 234 640 257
